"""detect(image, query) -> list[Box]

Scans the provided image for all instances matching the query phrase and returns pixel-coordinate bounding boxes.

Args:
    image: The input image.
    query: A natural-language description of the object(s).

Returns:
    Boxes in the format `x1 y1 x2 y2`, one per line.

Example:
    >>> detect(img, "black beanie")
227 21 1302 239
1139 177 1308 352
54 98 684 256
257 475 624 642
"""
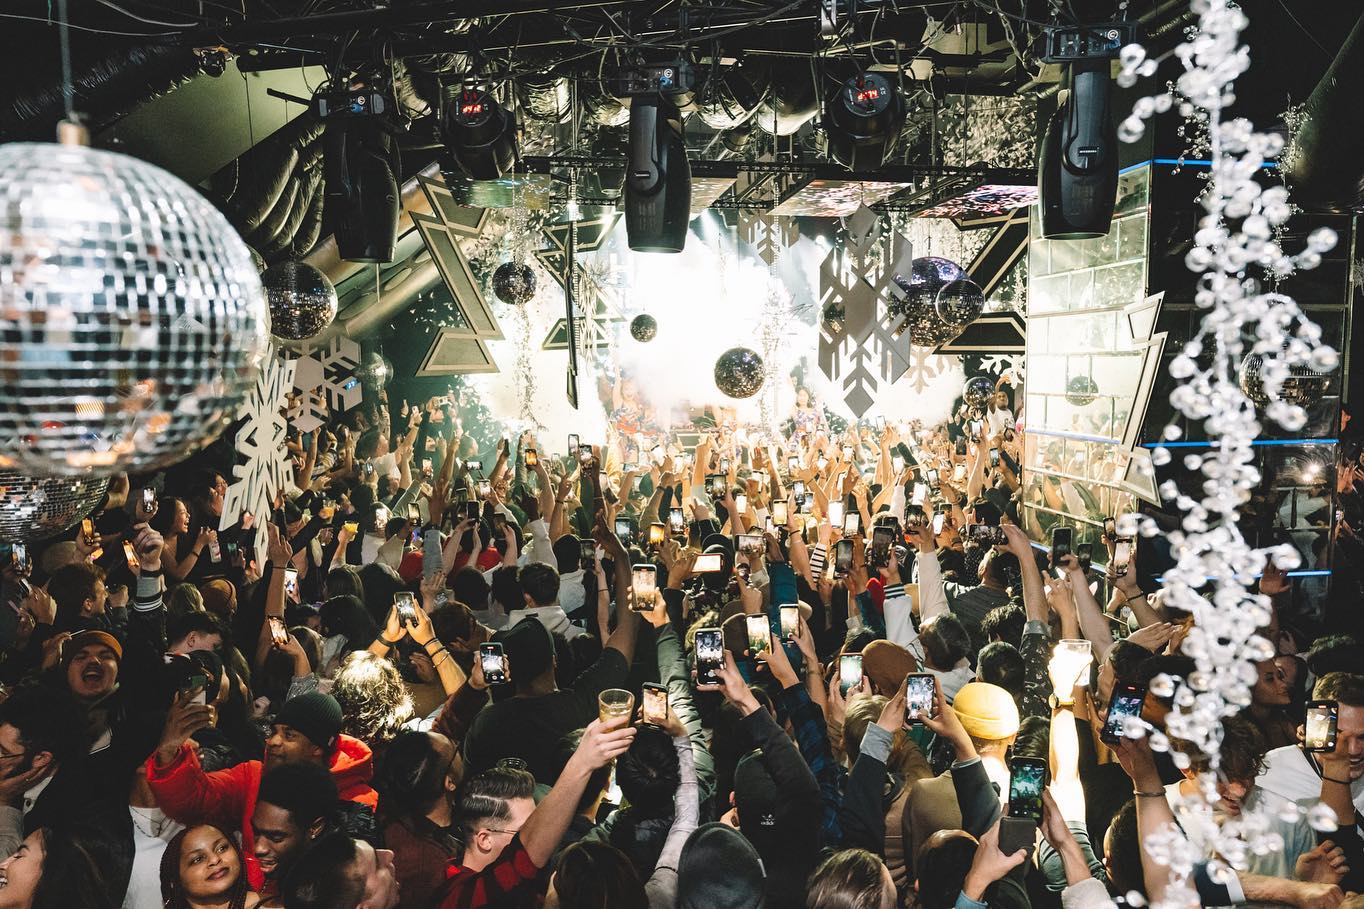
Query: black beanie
677 822 765 909
274 692 343 750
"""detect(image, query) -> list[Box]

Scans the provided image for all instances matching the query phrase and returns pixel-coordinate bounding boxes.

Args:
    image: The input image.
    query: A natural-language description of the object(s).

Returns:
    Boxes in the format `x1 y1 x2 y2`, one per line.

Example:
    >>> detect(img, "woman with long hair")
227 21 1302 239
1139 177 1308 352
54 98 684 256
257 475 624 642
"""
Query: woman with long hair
159 824 258 909
152 497 214 584
0 826 123 909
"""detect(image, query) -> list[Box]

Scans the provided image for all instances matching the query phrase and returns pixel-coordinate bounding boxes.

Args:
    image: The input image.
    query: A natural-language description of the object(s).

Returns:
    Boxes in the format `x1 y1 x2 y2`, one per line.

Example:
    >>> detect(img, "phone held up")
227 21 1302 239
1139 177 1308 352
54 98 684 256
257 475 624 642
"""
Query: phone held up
480 643 508 686
695 628 724 686
1305 700 1339 753
904 673 936 724
642 683 669 726
1101 682 1148 744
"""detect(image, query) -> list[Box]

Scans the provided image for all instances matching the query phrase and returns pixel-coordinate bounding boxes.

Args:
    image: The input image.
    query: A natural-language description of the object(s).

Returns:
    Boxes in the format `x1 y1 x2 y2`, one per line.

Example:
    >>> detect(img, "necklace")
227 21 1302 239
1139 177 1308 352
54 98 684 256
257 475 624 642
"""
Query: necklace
129 804 168 839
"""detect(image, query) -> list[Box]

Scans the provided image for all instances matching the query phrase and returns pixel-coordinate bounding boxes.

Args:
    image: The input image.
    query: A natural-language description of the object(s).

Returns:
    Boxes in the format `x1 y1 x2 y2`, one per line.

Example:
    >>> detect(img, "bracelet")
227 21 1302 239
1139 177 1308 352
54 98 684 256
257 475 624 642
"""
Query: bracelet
1323 775 1352 785
379 635 401 646
1133 790 1165 799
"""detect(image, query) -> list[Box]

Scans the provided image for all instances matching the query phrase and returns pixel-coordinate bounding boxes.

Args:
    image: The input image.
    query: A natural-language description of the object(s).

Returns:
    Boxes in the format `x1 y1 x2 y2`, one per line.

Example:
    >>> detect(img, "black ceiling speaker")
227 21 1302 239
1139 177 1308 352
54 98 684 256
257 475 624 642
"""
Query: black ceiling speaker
824 71 907 170
323 121 400 264
624 95 691 253
443 87 518 181
1282 11 1364 210
1039 58 1118 239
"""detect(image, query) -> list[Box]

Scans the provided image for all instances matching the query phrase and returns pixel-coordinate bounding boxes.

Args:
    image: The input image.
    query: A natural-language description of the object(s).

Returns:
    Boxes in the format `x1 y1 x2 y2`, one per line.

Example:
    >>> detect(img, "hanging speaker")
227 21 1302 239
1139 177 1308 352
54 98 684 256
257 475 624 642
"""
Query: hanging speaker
1038 59 1118 240
624 96 691 253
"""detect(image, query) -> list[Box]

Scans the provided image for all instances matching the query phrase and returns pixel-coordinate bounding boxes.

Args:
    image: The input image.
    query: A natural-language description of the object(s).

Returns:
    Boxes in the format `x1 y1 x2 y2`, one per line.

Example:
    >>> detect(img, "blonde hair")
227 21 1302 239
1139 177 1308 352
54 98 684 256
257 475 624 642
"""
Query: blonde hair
331 651 413 746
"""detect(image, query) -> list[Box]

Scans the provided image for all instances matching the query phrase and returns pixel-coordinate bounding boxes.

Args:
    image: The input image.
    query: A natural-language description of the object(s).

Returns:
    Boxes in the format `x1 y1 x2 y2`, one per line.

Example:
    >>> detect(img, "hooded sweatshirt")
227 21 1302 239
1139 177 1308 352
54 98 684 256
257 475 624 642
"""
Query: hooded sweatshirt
146 734 378 889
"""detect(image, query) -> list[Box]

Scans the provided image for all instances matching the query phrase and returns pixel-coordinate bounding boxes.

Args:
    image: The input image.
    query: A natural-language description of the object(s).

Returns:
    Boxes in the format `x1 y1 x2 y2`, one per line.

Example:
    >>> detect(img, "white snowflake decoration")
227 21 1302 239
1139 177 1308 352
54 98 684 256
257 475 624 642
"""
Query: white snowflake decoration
221 346 296 558
287 354 328 434
305 335 362 414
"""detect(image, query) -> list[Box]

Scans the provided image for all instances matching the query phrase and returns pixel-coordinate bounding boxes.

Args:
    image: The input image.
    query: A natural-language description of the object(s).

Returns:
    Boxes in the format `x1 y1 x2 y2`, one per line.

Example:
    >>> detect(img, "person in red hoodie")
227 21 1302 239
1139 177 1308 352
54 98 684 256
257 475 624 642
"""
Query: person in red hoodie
147 690 378 891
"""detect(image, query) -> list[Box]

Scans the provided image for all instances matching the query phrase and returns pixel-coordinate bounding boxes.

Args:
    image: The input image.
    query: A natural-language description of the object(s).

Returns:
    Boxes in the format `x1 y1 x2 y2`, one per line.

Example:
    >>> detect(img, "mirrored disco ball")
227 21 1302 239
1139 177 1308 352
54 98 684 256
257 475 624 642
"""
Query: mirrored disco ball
962 376 995 409
263 261 338 341
935 277 985 326
630 313 658 342
1238 351 1328 408
889 256 966 338
0 142 267 477
821 300 846 335
492 262 536 305
0 471 110 542
1065 375 1100 406
357 351 393 388
714 347 765 399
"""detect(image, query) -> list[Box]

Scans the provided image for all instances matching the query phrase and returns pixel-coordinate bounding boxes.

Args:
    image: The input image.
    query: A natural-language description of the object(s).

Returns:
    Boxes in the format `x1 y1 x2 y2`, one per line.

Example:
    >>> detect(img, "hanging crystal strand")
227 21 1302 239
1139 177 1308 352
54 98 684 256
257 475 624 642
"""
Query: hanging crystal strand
513 302 538 428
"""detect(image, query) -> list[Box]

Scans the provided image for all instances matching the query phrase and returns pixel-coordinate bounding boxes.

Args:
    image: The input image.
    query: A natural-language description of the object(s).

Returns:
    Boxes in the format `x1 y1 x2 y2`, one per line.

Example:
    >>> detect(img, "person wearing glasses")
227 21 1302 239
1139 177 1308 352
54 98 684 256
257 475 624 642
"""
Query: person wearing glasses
0 685 91 860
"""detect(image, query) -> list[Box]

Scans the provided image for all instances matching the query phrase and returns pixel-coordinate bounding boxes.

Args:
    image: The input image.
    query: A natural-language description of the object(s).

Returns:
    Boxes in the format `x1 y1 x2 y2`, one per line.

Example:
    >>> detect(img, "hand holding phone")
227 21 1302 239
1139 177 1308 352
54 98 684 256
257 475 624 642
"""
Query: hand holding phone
479 643 509 686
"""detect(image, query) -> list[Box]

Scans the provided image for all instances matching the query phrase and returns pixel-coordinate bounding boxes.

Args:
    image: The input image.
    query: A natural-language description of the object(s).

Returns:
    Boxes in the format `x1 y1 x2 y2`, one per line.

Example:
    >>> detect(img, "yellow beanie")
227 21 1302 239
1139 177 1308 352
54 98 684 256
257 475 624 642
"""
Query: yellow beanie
952 681 1020 741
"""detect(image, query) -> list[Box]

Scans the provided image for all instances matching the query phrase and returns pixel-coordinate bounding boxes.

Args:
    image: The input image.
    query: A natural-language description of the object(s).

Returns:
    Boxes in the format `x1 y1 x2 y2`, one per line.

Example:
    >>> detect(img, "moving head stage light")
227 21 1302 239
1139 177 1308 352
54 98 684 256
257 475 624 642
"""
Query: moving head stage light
824 71 906 170
444 87 518 181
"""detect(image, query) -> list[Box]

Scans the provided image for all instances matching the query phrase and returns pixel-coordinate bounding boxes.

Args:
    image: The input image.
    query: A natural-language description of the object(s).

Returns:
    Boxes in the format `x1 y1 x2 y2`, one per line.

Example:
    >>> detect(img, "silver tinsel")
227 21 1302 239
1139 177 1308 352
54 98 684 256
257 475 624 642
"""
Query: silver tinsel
0 141 268 476
0 471 110 542
264 261 338 341
714 347 765 399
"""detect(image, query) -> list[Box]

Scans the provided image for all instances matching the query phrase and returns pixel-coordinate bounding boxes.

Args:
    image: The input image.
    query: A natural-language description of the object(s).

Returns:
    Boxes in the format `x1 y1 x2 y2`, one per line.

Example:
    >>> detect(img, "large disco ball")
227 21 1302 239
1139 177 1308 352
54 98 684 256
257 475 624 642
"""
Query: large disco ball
0 141 267 477
0 471 110 542
1065 375 1100 406
935 278 985 326
1238 351 1328 408
263 261 337 341
714 347 765 399
889 257 967 340
962 376 995 409
492 262 536 305
630 314 658 342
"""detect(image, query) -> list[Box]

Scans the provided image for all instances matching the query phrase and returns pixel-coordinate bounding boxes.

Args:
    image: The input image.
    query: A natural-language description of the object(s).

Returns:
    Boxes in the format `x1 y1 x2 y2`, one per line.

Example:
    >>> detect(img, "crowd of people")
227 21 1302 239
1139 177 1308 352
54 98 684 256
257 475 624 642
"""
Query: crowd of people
0 375 1356 909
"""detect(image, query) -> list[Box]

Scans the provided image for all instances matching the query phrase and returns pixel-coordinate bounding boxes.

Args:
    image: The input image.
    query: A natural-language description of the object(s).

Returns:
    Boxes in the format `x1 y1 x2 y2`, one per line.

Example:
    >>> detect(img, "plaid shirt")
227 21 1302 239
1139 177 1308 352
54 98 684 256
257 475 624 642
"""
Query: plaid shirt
782 682 845 846
440 835 541 909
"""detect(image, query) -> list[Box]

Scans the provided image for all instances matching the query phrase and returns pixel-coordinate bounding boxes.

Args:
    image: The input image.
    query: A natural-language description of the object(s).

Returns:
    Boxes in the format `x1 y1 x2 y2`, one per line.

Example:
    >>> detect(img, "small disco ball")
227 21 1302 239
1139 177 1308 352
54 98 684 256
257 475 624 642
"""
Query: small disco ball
0 471 110 542
263 261 338 342
888 256 967 334
1065 375 1100 407
492 262 536 305
1238 351 1327 408
714 347 765 399
821 300 846 335
962 376 995 409
630 313 658 342
0 140 267 477
935 277 985 326
356 352 393 388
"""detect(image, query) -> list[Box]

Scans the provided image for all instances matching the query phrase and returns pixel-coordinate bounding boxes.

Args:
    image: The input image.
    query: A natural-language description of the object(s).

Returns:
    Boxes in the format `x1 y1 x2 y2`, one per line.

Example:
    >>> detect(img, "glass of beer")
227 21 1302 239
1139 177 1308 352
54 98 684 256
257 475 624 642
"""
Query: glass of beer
598 688 635 723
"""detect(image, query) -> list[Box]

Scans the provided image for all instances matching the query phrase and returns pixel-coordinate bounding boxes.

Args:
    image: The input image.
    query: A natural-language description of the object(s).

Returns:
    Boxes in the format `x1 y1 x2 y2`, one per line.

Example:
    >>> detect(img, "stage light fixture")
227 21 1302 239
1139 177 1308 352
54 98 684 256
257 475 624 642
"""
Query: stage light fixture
1038 58 1118 239
443 86 518 181
324 121 400 263
624 95 691 253
824 71 906 170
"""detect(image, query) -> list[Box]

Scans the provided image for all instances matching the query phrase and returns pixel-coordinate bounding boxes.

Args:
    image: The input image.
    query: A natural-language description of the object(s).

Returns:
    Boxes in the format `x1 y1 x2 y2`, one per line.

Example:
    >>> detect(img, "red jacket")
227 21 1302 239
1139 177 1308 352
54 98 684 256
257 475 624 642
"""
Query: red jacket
147 735 379 890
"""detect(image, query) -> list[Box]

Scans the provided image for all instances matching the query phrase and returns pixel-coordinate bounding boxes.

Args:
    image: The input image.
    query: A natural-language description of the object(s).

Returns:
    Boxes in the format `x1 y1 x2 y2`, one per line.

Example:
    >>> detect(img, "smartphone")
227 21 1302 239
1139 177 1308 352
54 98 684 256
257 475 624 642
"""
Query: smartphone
614 517 635 546
772 501 789 526
567 434 580 455
967 523 1008 547
1050 527 1073 567
1104 517 1117 537
1008 757 1047 823
267 615 289 647
466 501 481 522
580 540 597 570
631 564 659 606
969 420 983 437
1076 542 1093 573
746 614 771 655
578 444 594 465
525 449 538 467
932 511 946 535
734 493 748 514
827 500 845 527
720 457 731 473
780 604 800 640
926 468 940 486
142 487 157 515
479 643 508 686
737 533 763 555
465 460 483 472
363 462 376 477
668 507 686 535
870 526 894 568
787 456 800 473
1112 538 1133 577
911 483 927 507
842 444 854 461
695 628 724 686
1102 682 1148 744
80 518 97 547
181 673 209 706
833 539 854 576
952 463 967 483
842 513 860 535
891 455 905 475
875 416 886 431
694 553 723 573
394 591 417 626
816 456 829 472
839 654 864 696
706 474 726 498
421 458 433 478
989 448 1001 468
1306 700 1340 753
642 683 669 725
905 673 936 724
284 567 299 600
650 444 665 466
648 522 667 546
792 480 807 498
476 479 492 499
122 540 139 572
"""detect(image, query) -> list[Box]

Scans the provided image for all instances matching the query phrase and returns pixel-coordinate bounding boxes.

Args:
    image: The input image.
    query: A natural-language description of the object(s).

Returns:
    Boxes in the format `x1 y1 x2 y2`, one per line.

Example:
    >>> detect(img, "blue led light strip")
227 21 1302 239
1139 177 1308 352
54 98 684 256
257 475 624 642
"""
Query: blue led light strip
1141 439 1339 449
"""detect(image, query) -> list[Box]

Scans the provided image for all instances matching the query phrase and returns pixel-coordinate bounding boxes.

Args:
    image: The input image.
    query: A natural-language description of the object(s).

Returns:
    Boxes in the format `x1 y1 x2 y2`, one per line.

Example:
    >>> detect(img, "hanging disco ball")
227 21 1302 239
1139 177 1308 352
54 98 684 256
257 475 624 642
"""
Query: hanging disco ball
263 261 338 341
1065 375 1100 406
714 347 765 399
935 278 985 327
962 376 995 409
1238 351 1328 408
0 139 267 478
492 262 536 305
821 300 846 335
0 471 110 542
630 314 658 343
356 351 393 388
888 256 966 338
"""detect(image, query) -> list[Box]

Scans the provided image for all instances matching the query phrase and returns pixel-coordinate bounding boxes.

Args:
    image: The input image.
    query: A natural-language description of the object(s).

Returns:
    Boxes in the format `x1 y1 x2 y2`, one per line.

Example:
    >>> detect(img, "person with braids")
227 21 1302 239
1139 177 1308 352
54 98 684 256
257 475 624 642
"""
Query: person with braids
159 824 258 909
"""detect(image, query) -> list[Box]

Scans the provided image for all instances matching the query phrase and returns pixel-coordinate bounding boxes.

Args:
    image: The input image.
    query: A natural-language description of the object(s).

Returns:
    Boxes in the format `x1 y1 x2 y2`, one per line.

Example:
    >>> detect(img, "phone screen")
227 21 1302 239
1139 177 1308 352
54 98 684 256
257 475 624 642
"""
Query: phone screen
123 540 139 572
746 614 770 655
787 457 800 473
932 511 946 535
927 469 940 486
905 674 936 723
268 616 289 647
772 502 789 526
1076 542 1093 572
694 553 723 573
1104 517 1117 537
780 604 800 639
480 644 508 685
1112 539 1133 576
615 518 634 546
734 493 748 514
839 655 863 696
648 523 666 546
843 513 860 535
182 673 209 706
1009 759 1047 823
828 501 845 527
578 445 594 465
142 488 157 513
642 685 668 725
737 533 763 554
968 524 1006 547
911 483 927 507
466 501 481 522
834 539 854 575
567 434 580 454
792 480 807 498
1306 700 1340 753
1102 684 1148 743
525 449 538 467
668 508 686 535
394 592 417 625
870 527 894 567
284 568 299 599
708 474 727 497
650 445 665 466
695 628 724 686
1051 527 1073 563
